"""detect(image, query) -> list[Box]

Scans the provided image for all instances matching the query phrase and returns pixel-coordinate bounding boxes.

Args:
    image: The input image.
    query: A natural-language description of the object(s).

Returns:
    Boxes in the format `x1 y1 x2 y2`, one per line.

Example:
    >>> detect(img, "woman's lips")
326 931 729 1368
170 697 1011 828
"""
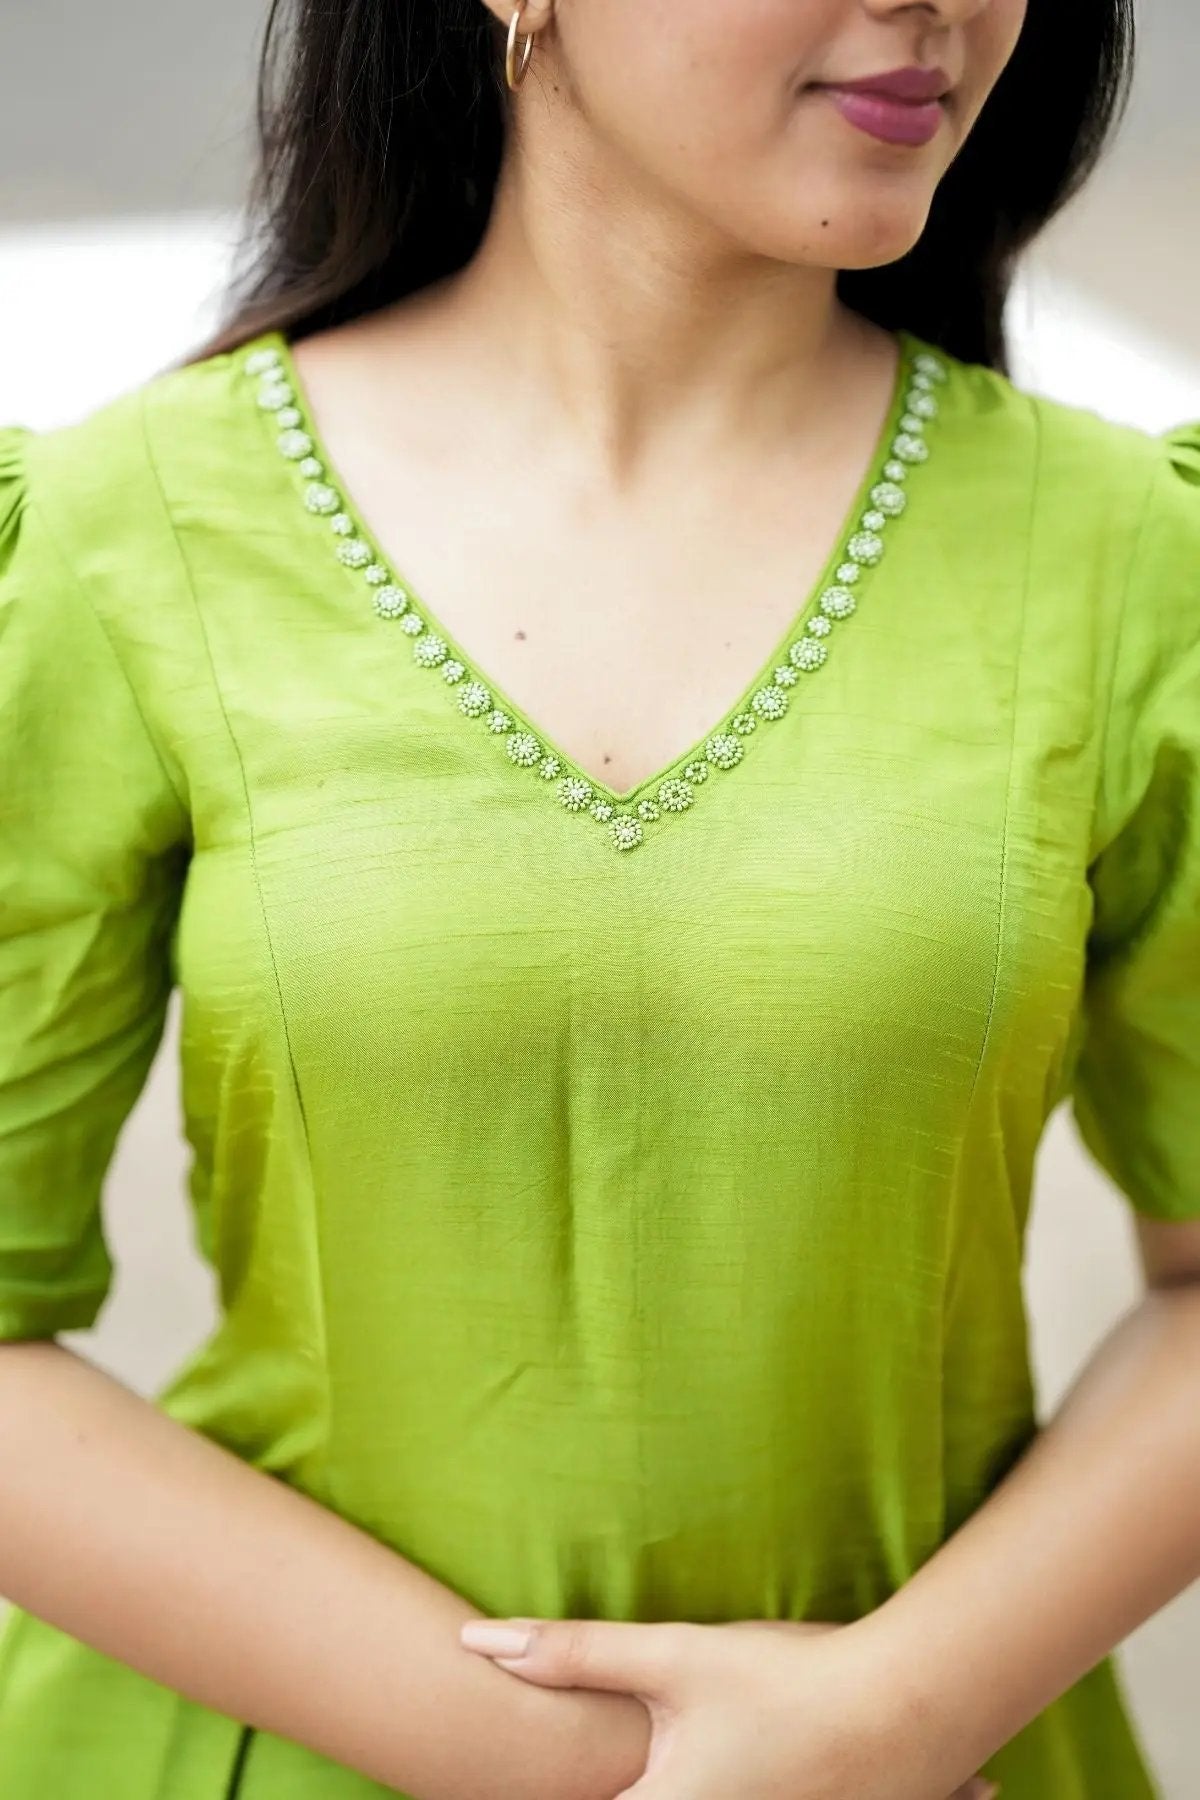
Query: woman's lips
812 84 945 147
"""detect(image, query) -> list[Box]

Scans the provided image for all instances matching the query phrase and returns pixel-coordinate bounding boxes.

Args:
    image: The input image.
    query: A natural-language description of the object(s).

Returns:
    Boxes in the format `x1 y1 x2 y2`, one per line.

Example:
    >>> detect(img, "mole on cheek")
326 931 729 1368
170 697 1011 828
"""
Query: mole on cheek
515 629 527 640
821 218 829 227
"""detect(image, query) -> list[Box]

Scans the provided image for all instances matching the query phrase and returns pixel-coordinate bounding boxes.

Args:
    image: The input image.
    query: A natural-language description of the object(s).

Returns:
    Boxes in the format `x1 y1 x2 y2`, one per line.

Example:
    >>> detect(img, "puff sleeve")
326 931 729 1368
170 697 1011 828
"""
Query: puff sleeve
0 425 190 1339
1068 423 1200 1221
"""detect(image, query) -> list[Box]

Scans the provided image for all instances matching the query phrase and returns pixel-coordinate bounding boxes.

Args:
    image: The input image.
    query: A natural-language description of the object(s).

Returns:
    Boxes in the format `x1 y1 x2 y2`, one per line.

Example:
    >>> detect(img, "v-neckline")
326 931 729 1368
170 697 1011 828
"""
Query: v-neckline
244 323 944 849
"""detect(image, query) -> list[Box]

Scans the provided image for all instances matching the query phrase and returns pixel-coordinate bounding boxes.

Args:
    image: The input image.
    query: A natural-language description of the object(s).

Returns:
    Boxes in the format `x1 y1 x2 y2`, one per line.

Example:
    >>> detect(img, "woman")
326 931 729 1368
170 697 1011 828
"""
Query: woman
0 0 1198 1795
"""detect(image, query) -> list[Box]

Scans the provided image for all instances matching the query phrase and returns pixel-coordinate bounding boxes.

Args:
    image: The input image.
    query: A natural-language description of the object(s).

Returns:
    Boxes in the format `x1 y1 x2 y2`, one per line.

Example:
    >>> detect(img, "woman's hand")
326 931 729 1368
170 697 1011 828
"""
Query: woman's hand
460 1613 1000 1800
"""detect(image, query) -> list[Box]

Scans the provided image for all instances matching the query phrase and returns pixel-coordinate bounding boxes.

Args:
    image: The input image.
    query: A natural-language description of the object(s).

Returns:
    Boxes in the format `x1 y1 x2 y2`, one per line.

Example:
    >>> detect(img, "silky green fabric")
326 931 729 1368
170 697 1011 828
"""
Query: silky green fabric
1 324 1198 1799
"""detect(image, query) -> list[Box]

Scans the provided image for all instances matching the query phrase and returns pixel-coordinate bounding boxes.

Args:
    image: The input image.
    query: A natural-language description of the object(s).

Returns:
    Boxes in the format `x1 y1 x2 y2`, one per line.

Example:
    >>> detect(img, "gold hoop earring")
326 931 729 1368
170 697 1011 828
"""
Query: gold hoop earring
505 3 535 91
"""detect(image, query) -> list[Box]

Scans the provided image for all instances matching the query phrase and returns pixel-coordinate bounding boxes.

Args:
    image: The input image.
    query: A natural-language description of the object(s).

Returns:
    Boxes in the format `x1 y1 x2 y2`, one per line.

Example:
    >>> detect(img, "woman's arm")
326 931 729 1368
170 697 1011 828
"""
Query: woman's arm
855 1218 1200 1783
0 1339 651 1800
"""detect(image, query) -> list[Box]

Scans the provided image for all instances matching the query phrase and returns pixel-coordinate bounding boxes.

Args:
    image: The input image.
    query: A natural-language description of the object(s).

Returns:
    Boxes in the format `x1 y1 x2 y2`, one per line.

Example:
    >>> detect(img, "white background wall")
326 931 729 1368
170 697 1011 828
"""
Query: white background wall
1 2 1199 1793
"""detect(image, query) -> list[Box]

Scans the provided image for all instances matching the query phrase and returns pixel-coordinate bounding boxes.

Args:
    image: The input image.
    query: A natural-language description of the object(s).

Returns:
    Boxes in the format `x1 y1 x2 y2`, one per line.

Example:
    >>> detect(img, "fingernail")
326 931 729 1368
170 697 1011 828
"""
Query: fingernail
460 1620 535 1657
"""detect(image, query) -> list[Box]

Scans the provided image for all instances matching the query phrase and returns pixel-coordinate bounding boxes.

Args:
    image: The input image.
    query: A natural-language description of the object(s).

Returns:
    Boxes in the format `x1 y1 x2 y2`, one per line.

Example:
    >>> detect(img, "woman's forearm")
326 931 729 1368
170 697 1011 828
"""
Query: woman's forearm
0 1340 651 1800
856 1283 1200 1784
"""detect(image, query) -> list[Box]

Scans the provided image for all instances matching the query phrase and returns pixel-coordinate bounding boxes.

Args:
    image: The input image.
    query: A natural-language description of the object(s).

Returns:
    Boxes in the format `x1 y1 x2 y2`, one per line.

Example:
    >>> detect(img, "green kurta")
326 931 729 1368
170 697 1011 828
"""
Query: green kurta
1 323 1198 1799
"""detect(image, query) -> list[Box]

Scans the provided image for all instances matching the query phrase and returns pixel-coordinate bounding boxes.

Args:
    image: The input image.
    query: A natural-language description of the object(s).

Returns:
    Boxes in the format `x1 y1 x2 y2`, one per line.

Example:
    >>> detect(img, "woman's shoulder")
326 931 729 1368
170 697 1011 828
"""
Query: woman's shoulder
1 331 279 551
926 335 1199 618
928 331 1195 498
1 333 284 737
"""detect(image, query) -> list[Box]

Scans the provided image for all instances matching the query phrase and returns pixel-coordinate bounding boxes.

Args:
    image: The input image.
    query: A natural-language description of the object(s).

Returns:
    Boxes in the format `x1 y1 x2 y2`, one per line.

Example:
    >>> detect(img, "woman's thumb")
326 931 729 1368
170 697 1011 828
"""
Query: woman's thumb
460 1615 676 1696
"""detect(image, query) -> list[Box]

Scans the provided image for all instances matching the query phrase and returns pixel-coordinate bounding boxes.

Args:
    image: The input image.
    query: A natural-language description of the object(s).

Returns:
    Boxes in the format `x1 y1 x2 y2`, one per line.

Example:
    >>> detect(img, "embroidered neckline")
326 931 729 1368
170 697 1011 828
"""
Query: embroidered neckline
242 325 947 852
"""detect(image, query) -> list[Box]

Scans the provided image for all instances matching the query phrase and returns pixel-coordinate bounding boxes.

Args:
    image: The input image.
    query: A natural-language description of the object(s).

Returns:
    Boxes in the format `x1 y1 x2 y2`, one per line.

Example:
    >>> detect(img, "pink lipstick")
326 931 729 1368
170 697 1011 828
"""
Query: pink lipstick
810 65 952 147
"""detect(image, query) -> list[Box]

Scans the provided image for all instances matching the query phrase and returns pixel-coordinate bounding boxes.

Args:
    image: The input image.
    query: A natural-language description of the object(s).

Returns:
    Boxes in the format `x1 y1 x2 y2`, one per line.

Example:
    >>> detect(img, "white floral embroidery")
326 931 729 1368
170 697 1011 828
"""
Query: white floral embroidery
373 586 409 619
245 347 283 376
413 632 450 668
891 433 929 464
304 482 339 514
257 381 293 411
751 684 788 720
790 637 828 672
705 733 743 770
558 776 593 811
277 428 314 460
610 812 643 851
458 680 492 716
846 530 883 565
507 732 542 767
818 585 856 620
658 777 694 812
870 481 906 517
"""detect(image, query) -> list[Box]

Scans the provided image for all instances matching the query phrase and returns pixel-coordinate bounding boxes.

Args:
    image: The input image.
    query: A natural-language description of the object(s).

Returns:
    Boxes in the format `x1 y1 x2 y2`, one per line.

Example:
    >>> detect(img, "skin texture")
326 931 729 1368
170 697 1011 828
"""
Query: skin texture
494 0 1022 277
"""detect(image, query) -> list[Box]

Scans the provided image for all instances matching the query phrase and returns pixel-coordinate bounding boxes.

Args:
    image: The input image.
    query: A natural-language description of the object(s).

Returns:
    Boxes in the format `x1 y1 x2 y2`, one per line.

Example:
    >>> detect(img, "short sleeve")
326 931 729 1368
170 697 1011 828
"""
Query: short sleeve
0 424 190 1339
1068 422 1200 1222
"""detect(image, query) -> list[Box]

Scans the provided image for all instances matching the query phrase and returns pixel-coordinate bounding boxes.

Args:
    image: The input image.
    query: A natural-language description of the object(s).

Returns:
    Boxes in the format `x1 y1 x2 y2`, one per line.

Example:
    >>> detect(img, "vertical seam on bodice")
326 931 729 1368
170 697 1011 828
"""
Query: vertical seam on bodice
137 391 329 1385
962 392 1041 1120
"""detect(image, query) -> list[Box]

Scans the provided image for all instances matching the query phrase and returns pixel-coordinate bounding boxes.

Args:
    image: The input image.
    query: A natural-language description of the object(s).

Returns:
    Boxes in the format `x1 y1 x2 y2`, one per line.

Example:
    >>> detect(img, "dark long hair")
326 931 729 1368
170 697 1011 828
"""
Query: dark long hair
192 0 1136 377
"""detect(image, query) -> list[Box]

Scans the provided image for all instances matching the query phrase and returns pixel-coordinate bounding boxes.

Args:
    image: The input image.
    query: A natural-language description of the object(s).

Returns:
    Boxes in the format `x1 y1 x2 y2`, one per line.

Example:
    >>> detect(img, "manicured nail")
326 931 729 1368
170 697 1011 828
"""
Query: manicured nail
460 1620 535 1657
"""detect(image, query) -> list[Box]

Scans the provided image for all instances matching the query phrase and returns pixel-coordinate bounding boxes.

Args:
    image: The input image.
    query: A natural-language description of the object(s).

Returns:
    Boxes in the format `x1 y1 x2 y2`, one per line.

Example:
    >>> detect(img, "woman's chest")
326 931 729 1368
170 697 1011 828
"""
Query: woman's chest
276 325 916 803
172 547 1099 1149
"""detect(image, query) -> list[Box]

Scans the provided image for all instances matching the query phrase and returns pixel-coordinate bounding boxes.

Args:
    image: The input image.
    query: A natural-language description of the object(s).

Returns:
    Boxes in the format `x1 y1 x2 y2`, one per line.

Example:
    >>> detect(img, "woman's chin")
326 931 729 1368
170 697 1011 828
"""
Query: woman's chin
799 190 935 270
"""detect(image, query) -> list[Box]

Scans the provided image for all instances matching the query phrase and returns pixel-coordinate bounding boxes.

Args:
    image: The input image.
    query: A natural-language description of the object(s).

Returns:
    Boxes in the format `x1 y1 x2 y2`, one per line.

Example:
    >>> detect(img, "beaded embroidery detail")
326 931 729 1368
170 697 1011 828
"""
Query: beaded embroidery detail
245 332 946 852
